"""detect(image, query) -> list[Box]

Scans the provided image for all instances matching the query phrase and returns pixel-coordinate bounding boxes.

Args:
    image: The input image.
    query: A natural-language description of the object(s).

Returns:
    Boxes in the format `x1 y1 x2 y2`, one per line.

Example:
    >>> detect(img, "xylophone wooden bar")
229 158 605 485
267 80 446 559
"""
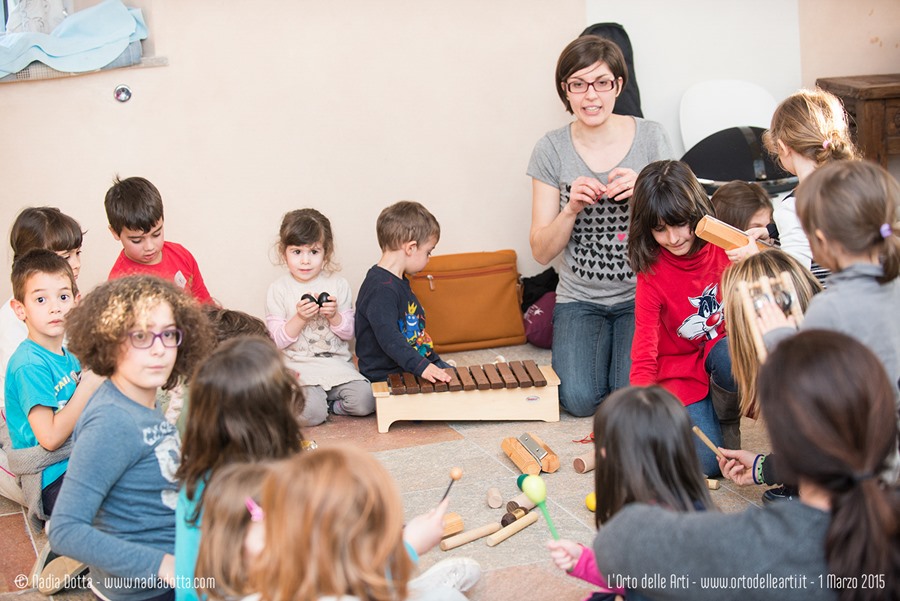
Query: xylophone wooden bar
496 362 518 388
402 372 419 394
456 367 476 391
482 364 505 389
387 373 406 394
508 361 533 387
468 365 491 390
371 362 560 433
522 360 547 387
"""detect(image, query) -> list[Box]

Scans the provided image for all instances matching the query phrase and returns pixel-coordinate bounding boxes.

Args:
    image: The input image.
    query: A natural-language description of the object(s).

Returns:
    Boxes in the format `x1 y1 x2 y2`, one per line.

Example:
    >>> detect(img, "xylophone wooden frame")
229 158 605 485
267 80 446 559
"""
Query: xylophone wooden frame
372 364 560 433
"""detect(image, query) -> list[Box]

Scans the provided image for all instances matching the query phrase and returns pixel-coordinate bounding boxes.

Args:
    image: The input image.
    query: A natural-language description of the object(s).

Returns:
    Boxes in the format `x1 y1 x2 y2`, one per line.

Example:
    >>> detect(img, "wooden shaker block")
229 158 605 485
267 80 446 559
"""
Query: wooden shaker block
441 512 464 538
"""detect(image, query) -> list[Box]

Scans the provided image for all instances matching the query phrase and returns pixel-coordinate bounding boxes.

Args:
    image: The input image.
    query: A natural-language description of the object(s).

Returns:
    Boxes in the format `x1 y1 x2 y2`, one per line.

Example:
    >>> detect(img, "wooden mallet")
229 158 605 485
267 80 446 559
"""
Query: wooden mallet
440 467 463 502
692 426 726 462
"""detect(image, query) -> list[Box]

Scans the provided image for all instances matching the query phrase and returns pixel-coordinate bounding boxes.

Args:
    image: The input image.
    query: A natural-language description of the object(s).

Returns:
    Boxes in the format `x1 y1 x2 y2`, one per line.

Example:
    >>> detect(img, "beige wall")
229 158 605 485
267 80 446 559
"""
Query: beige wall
1 0 583 314
798 0 900 86
3 1 900 316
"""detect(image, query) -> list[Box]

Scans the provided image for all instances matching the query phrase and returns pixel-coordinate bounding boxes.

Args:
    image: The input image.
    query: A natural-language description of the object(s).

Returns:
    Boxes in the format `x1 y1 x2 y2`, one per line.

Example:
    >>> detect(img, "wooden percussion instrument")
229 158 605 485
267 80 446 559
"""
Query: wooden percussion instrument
696 215 770 252
737 271 805 363
372 360 560 433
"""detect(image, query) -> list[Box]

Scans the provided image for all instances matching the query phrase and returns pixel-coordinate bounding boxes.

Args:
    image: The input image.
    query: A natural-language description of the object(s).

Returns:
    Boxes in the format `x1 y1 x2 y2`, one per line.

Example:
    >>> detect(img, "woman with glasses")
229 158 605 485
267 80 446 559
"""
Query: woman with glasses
49 276 214 601
528 35 674 417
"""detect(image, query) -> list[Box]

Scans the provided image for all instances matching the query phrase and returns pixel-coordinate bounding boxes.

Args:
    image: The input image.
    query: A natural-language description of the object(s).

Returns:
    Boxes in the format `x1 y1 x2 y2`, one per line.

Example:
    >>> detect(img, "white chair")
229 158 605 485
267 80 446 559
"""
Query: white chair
679 79 778 152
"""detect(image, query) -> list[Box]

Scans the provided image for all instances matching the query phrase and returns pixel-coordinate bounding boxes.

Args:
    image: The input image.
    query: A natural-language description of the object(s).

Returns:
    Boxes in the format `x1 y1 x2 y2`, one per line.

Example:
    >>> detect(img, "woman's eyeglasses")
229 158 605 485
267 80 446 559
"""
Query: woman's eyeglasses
564 79 616 94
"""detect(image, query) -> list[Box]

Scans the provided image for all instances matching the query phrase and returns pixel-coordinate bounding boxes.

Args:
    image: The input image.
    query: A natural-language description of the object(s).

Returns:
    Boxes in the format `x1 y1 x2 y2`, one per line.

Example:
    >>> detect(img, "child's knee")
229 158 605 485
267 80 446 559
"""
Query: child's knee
299 387 328 427
336 381 376 416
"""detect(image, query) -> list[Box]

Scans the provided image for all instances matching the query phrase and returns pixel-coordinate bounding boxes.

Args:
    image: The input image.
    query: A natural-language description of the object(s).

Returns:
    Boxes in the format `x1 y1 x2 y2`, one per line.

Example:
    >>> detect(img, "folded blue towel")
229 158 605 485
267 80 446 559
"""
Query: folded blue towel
0 0 148 77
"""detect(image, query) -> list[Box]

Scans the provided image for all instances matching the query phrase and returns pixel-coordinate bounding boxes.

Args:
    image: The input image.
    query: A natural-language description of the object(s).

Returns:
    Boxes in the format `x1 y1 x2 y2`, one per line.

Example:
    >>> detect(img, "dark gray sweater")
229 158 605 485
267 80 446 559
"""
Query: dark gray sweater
594 502 838 601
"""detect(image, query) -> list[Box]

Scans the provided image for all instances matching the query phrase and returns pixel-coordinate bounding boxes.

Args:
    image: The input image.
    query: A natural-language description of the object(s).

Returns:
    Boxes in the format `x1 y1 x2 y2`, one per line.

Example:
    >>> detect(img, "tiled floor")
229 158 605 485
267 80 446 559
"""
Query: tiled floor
0 343 771 601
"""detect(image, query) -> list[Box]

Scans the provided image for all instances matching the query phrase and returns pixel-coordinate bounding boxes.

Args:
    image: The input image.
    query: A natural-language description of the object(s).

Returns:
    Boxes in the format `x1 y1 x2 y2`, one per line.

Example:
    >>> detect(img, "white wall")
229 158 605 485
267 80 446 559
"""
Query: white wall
586 0 802 157
1 0 583 314
2 1 899 316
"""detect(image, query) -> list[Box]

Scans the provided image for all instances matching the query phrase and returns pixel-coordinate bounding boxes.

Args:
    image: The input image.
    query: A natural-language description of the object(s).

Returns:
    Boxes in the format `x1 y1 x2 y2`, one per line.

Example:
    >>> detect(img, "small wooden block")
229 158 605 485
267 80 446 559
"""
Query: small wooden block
496 362 519 388
695 214 769 252
528 431 560 473
442 512 464 538
418 376 434 394
522 360 547 387
573 450 595 474
402 372 420 394
433 379 449 393
387 373 406 395
482 364 505 390
487 487 503 509
469 365 491 390
508 361 533 387
501 437 541 475
456 366 477 391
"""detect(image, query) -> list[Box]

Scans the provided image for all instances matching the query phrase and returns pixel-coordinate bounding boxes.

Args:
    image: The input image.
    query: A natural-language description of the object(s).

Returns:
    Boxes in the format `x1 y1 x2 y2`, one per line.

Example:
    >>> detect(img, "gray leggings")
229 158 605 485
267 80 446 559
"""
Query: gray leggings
299 380 376 426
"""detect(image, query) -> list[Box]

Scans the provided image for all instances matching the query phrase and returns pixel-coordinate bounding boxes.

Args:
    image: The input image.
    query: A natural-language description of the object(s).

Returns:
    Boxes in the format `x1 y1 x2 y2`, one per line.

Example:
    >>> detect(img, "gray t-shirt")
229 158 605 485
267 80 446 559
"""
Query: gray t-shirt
594 502 836 601
527 119 674 305
49 379 180 601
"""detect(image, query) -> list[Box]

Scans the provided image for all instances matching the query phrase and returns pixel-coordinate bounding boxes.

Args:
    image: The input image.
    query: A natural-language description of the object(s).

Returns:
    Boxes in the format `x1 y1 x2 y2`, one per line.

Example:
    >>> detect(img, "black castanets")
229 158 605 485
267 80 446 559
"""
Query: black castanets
300 292 331 307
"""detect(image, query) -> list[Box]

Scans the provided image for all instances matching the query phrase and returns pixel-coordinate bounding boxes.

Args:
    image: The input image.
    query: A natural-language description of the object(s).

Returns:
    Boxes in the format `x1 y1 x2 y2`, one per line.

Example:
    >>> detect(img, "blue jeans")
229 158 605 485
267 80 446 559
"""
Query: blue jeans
686 397 723 477
706 335 736 392
552 299 634 417
686 337 734 476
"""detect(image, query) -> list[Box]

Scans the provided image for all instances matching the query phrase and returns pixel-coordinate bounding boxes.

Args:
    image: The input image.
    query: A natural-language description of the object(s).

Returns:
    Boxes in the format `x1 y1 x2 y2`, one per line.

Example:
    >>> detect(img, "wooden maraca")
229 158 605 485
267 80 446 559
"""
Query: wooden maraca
520 474 559 540
440 467 463 502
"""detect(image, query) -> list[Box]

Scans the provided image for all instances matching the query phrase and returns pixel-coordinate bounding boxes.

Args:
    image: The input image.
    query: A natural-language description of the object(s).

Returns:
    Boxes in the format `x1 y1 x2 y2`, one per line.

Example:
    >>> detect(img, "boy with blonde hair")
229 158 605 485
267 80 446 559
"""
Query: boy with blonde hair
355 201 452 383
105 176 213 303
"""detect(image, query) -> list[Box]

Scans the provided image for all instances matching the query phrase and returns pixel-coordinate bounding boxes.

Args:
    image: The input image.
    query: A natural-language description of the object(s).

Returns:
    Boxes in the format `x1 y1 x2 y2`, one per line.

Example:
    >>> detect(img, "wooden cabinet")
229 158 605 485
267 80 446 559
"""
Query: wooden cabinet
816 74 900 168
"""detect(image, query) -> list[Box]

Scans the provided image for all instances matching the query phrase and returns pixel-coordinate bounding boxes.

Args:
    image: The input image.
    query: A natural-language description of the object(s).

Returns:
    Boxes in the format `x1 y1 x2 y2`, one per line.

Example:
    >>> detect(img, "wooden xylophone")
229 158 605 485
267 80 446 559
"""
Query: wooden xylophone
372 360 560 433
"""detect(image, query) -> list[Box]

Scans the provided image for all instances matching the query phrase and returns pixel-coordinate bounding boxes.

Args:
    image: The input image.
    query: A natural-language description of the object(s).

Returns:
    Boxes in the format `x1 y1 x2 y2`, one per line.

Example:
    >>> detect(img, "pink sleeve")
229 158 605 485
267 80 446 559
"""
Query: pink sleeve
629 276 661 386
568 545 623 594
330 309 355 341
266 314 298 350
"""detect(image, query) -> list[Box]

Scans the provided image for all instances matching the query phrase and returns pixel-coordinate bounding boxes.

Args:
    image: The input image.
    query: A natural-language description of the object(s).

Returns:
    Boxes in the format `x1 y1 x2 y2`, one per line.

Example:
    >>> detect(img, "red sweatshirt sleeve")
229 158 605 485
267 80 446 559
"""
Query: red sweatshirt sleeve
630 274 661 386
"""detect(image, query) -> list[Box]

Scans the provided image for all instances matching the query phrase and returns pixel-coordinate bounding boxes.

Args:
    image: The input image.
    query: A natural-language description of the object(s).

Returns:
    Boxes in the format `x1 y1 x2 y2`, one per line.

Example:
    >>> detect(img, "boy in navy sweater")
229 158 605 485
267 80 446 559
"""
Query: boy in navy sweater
355 201 452 383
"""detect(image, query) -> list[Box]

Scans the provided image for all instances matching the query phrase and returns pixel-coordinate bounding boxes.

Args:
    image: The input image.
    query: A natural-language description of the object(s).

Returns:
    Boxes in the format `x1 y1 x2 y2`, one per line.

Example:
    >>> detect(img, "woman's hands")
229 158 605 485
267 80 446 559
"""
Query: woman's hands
605 168 638 202
565 169 638 214
565 176 605 214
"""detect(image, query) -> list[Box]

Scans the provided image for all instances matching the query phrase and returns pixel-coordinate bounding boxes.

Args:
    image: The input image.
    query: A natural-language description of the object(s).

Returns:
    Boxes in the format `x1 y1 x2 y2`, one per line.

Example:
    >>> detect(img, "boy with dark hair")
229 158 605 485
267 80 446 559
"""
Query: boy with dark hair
4 250 101 524
355 201 451 383
105 176 214 303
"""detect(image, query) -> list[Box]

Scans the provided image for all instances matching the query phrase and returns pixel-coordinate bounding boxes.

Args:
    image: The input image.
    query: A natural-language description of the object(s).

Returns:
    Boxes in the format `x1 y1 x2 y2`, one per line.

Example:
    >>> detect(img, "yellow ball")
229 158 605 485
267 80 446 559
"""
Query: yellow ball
585 492 596 512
